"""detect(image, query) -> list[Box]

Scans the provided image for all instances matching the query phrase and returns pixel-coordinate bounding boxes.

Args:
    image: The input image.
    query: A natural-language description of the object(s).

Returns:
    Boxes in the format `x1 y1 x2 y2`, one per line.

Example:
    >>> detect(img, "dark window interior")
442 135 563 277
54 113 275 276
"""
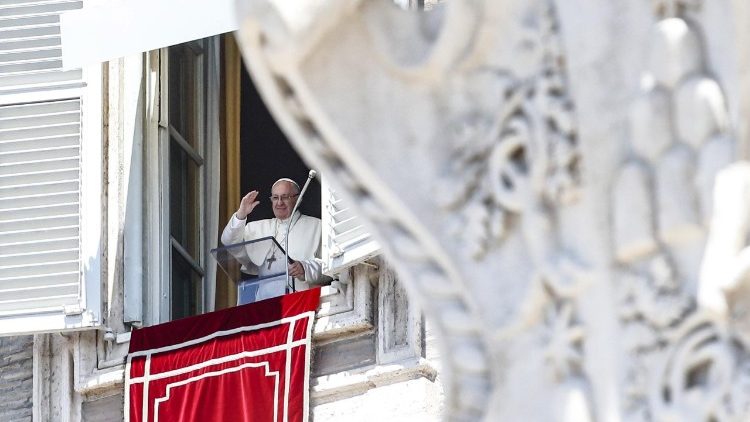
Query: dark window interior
240 65 321 220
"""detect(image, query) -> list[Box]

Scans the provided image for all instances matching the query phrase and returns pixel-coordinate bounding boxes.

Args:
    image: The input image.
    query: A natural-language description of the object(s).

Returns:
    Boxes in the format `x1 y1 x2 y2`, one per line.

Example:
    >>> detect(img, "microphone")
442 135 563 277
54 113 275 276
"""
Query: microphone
284 170 317 293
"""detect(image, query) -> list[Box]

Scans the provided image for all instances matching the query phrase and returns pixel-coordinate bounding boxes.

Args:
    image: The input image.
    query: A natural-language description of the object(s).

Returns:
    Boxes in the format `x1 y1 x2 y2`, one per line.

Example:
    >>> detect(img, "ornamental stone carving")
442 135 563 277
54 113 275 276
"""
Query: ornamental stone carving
234 0 750 420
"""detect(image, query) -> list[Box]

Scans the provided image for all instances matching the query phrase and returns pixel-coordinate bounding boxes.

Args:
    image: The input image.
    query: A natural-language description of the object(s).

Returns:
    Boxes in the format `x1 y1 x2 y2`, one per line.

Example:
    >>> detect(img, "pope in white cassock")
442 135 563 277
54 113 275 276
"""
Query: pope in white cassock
221 178 327 301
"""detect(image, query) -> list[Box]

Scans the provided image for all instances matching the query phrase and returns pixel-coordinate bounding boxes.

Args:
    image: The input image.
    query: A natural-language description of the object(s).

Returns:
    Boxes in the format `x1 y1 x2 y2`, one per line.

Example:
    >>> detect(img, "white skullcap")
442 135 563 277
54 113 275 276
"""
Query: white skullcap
271 178 300 193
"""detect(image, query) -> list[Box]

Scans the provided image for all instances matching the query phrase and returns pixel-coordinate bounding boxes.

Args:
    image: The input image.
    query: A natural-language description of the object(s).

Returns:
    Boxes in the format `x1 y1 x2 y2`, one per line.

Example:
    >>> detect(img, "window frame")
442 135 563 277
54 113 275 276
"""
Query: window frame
158 40 209 322
78 63 104 329
140 38 222 326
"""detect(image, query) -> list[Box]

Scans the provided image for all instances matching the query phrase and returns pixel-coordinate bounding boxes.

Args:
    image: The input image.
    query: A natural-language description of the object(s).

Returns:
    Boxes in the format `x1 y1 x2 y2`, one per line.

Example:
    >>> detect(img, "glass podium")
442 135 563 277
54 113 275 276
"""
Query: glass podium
211 236 291 305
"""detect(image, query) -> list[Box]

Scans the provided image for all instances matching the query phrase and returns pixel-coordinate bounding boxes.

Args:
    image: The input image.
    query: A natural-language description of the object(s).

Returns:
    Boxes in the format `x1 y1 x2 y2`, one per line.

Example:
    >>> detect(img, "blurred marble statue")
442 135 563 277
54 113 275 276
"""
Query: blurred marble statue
233 0 750 420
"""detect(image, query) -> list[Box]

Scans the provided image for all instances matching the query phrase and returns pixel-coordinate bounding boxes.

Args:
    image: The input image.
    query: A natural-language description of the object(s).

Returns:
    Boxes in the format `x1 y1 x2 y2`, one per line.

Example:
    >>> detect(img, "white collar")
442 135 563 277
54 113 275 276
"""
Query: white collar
277 210 301 225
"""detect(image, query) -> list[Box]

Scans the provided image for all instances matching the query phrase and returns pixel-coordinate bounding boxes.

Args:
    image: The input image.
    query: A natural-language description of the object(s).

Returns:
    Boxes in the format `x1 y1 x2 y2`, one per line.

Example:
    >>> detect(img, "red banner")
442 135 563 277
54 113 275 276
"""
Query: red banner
125 288 320 422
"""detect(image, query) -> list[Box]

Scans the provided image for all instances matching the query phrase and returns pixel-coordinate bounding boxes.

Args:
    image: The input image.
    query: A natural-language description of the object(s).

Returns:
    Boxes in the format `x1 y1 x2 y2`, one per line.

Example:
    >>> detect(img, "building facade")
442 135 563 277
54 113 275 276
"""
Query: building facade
0 1 442 420
7 0 750 421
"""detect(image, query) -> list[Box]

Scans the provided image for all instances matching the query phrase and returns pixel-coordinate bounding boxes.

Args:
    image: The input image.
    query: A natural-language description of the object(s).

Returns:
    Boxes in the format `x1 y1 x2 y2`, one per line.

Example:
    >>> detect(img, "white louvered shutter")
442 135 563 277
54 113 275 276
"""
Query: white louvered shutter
0 0 101 335
0 0 85 102
321 177 380 276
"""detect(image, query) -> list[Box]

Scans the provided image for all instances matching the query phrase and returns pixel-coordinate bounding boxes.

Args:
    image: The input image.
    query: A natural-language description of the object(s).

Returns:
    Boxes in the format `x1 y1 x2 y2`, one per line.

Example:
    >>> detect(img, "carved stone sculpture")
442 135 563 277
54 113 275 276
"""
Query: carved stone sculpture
233 0 750 420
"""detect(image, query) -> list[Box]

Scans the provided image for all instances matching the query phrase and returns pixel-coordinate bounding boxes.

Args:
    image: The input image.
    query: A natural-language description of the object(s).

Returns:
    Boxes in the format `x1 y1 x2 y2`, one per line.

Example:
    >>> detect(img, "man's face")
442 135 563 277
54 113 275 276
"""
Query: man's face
271 181 298 220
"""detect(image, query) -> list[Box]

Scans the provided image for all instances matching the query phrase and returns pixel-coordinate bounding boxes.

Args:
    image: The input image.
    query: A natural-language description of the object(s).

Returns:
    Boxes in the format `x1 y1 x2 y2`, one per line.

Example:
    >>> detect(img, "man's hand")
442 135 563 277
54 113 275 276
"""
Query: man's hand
236 190 260 220
288 261 305 279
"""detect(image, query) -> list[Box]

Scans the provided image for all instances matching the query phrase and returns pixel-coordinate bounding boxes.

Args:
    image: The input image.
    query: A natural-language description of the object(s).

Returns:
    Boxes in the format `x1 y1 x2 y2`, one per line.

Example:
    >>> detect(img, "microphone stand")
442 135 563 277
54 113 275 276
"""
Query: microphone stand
285 170 317 293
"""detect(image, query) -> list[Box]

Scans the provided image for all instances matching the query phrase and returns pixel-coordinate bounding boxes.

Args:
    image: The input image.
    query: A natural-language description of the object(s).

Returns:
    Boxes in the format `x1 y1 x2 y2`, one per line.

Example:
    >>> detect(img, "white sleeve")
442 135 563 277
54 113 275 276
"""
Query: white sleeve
220 213 246 246
300 258 325 284
299 229 329 284
219 213 255 269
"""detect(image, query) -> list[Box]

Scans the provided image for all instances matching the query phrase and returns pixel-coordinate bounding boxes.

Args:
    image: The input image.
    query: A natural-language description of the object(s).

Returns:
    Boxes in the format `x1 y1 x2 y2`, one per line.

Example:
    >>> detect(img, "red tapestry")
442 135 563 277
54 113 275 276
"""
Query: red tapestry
125 288 320 422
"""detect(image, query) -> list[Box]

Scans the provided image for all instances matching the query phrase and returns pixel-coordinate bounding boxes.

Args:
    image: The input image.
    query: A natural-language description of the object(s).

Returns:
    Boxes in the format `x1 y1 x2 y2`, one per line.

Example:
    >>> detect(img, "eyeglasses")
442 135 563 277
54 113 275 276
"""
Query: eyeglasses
269 194 298 203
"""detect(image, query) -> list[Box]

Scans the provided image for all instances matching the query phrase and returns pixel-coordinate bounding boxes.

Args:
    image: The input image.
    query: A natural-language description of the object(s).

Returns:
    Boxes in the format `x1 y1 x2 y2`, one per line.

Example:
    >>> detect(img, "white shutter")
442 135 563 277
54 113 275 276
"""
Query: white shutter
321 177 380 275
0 99 81 311
0 0 100 336
0 0 84 104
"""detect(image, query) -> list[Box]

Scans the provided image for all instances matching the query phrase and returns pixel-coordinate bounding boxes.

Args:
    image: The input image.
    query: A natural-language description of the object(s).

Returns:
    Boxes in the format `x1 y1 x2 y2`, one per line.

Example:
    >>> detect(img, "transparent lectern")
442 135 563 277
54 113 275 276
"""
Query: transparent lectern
211 236 291 305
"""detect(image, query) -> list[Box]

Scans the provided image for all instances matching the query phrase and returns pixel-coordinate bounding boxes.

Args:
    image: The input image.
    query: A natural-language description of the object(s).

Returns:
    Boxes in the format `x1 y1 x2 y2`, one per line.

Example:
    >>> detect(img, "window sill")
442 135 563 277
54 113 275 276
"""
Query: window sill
75 365 125 397
310 357 438 405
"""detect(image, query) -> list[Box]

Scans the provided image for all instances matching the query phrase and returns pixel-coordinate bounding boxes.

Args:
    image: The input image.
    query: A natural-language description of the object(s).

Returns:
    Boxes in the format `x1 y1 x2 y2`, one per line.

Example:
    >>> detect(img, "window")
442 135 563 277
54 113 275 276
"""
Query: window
161 40 208 320
136 34 378 323
132 35 221 325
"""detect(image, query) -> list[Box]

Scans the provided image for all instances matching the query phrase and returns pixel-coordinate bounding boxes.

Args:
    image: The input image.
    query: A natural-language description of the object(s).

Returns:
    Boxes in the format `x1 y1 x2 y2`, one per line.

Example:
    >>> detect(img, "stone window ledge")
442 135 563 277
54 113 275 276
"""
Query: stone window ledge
311 357 438 405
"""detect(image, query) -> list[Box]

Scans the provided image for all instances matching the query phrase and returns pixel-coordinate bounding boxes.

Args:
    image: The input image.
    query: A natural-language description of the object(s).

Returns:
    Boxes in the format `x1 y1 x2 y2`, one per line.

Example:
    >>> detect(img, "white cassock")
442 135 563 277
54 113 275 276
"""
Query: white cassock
220 210 325 299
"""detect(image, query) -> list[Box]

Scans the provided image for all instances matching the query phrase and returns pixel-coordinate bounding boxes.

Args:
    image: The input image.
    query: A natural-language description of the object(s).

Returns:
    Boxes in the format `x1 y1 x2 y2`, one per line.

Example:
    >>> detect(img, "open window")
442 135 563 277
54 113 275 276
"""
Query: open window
133 36 223 325
133 34 381 322
162 39 209 320
0 0 102 336
235 44 380 281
